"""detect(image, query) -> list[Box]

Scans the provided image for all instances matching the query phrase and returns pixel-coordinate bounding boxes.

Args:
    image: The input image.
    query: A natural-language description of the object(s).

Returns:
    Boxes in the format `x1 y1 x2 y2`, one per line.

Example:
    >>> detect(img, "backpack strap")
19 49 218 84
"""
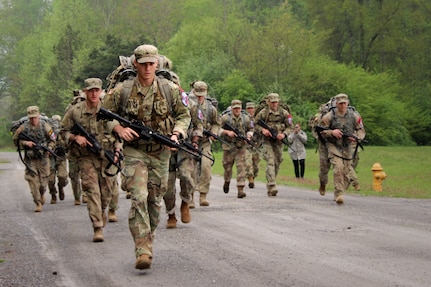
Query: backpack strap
156 76 173 115
118 79 134 117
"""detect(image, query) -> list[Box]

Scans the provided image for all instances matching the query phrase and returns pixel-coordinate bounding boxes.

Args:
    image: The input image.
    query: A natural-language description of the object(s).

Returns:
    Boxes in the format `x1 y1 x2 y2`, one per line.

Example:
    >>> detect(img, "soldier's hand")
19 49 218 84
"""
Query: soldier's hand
114 126 139 142
26 141 36 148
332 129 343 139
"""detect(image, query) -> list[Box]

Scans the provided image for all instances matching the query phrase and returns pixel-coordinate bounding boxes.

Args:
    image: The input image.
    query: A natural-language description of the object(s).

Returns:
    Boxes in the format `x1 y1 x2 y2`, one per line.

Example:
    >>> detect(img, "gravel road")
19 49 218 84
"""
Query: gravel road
0 151 430 287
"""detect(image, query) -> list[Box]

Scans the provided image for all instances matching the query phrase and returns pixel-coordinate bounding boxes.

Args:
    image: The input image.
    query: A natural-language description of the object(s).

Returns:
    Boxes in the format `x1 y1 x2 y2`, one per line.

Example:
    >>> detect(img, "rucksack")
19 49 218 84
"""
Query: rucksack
254 94 291 117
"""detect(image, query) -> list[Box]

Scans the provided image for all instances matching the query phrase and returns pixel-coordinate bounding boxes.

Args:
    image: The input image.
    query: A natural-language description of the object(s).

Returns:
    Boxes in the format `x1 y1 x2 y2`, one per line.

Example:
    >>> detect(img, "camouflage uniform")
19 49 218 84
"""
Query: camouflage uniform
66 91 86 205
102 45 190 268
220 100 254 198
48 115 68 203
319 94 365 204
245 102 260 188
192 82 220 206
13 106 56 212
164 89 202 227
62 78 122 241
254 93 292 196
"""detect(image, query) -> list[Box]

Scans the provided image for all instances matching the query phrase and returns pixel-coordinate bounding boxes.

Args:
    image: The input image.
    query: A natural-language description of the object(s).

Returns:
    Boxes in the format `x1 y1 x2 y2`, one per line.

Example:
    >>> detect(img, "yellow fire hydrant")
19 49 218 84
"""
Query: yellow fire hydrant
371 162 387 192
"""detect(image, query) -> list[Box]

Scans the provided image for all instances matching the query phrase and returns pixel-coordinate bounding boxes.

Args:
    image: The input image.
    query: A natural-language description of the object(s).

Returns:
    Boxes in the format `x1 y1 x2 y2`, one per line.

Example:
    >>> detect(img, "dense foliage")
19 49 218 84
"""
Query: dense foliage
1 0 430 147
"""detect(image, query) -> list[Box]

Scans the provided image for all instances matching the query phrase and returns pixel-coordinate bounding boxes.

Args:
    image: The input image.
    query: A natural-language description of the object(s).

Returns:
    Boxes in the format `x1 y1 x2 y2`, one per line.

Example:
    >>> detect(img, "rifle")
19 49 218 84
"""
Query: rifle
256 119 289 145
221 122 256 148
97 107 205 161
179 140 215 164
70 122 123 176
203 129 230 145
315 125 368 158
18 132 61 160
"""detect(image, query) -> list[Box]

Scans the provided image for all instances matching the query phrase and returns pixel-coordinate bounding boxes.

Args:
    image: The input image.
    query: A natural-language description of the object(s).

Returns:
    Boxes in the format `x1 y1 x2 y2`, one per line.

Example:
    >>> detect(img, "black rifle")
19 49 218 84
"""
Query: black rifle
256 119 289 145
315 125 368 158
18 132 61 160
179 140 214 164
203 129 230 145
221 122 256 148
70 122 123 176
97 107 205 160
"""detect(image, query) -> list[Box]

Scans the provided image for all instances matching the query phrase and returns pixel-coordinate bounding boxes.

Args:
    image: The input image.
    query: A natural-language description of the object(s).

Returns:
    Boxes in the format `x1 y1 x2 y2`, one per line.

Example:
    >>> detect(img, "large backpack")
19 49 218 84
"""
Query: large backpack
254 94 291 117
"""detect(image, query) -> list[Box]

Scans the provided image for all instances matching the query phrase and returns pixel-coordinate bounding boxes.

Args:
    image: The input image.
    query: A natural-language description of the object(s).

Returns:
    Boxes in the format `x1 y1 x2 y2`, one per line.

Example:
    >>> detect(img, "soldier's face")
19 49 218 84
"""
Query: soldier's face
85 88 102 105
135 61 158 80
232 107 241 117
29 116 40 126
269 101 278 111
246 107 255 116
336 101 348 113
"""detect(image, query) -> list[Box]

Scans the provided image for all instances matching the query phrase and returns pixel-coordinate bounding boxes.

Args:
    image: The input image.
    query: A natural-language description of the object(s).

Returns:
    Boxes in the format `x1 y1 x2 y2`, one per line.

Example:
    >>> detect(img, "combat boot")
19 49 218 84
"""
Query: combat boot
82 194 88 203
237 187 247 198
200 193 209 206
354 184 361 191
180 200 191 223
34 202 42 212
248 176 255 188
319 184 326 196
166 213 177 229
223 181 230 193
126 191 131 199
59 186 65 200
135 254 152 270
189 193 195 209
93 227 104 242
108 210 118 222
50 194 57 204
335 194 344 205
74 198 81 205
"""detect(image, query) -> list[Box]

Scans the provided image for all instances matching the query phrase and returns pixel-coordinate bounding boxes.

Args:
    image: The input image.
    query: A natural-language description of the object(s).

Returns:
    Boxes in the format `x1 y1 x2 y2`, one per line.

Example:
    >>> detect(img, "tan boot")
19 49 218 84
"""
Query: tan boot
354 184 360 191
189 193 195 209
248 176 255 189
166 213 177 229
93 227 104 242
108 210 118 222
50 194 57 204
335 194 344 205
319 184 326 196
82 194 88 203
74 199 81 205
34 202 42 212
237 187 247 198
135 254 152 270
200 193 209 206
180 201 191 223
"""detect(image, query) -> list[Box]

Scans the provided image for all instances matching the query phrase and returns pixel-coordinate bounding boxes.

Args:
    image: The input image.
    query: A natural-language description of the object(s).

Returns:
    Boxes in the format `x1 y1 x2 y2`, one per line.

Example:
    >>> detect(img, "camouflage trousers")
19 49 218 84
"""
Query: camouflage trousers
318 142 330 186
348 153 360 188
261 141 284 192
68 157 82 200
48 156 68 195
109 176 119 212
223 145 247 187
78 155 114 228
164 150 196 214
196 141 213 195
24 155 50 204
329 155 353 197
245 147 260 179
121 146 170 258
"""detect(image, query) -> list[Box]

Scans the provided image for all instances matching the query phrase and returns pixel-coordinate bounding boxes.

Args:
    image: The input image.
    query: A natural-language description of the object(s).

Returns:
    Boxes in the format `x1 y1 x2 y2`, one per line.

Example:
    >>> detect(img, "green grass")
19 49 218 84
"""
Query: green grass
211 146 431 199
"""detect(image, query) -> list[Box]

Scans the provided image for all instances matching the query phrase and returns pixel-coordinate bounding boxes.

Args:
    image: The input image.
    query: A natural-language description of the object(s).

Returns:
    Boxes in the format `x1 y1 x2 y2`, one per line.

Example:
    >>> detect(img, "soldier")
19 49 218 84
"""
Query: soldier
220 99 254 198
12 106 57 212
192 81 220 207
66 90 86 205
254 93 292 196
62 78 122 242
245 101 260 188
318 93 365 204
163 76 201 228
101 44 190 269
47 115 68 204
